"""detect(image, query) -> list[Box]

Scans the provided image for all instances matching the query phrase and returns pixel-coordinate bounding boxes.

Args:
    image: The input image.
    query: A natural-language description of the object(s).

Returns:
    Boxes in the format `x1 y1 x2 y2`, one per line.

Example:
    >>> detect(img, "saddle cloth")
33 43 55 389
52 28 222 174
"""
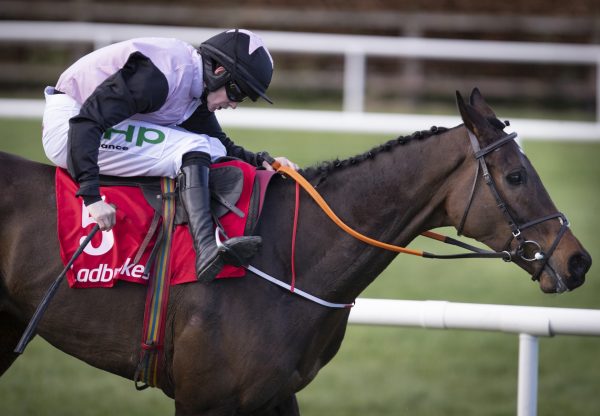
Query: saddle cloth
55 160 274 288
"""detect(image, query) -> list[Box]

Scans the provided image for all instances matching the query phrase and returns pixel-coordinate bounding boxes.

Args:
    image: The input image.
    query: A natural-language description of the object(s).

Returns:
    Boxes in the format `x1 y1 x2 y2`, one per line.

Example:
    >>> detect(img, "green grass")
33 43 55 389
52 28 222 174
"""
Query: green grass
0 118 599 415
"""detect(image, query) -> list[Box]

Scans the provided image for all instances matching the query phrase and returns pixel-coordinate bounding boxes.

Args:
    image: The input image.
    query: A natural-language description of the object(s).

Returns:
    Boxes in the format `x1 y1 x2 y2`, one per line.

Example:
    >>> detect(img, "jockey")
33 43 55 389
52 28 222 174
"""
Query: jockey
42 29 299 282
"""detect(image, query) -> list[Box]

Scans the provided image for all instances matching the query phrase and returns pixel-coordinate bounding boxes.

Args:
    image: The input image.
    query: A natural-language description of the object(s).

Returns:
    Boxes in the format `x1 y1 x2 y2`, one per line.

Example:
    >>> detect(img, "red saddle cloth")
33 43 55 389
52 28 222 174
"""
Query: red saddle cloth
56 160 268 288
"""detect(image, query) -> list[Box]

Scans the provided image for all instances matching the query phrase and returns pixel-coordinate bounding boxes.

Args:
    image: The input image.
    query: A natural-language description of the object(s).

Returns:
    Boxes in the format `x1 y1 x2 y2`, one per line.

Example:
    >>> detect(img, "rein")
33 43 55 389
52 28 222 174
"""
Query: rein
269 164 510 262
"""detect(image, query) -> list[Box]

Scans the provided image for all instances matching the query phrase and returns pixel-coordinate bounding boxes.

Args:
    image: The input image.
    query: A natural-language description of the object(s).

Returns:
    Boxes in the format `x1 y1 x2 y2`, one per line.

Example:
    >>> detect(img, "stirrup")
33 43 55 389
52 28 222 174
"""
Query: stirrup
215 229 262 267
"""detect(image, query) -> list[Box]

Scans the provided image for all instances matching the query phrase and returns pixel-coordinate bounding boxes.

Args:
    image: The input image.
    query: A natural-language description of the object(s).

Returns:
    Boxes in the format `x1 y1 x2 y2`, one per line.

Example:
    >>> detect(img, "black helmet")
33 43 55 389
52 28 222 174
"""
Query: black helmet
200 29 274 104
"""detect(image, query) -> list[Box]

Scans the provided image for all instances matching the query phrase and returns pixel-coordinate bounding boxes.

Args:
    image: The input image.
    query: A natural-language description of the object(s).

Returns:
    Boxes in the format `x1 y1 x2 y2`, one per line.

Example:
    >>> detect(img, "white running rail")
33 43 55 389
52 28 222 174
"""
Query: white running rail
349 298 600 416
1 101 599 141
0 21 599 140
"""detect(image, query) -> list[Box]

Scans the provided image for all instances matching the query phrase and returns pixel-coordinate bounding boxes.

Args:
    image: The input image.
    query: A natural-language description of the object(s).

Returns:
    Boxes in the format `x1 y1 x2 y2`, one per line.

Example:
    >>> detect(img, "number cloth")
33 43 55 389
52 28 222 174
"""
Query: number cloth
55 162 258 288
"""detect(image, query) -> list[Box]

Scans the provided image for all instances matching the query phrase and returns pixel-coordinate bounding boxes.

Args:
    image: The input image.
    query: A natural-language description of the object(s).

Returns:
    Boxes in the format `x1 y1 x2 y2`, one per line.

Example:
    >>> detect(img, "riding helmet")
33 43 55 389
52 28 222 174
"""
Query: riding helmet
199 29 274 103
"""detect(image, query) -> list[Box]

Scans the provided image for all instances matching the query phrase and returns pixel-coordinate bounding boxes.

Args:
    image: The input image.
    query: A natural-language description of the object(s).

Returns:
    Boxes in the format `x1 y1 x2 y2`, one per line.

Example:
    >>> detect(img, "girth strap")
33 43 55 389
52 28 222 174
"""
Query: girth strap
134 178 177 390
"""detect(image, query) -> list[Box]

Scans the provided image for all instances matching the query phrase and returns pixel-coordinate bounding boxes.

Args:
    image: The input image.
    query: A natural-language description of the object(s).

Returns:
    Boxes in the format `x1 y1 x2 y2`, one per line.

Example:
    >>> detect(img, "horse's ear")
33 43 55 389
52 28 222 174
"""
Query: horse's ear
469 88 497 120
456 90 469 125
456 90 496 145
456 90 479 133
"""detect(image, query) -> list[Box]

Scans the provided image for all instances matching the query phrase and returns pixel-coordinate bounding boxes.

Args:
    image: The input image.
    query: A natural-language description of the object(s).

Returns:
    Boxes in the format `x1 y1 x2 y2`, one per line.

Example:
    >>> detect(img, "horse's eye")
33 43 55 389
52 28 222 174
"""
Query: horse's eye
506 171 525 185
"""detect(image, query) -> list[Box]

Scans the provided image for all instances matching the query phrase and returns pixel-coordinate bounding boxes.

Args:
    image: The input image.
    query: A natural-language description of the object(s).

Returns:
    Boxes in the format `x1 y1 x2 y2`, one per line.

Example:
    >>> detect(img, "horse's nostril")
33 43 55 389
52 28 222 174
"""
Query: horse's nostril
568 252 592 280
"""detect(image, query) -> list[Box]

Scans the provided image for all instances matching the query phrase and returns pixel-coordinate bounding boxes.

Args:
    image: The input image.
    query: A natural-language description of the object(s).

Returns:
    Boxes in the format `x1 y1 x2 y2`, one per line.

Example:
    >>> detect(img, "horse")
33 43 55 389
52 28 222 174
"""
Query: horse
0 88 591 415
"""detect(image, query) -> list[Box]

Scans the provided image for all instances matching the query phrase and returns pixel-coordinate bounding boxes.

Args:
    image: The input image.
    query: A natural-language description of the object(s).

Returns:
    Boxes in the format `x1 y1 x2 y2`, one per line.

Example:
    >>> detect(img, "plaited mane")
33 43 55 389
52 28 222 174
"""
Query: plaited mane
303 126 449 184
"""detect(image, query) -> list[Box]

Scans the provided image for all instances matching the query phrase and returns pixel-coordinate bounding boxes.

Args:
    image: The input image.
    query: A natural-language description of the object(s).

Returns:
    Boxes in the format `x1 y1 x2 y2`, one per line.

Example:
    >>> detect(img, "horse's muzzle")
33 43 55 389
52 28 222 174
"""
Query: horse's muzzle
538 250 592 293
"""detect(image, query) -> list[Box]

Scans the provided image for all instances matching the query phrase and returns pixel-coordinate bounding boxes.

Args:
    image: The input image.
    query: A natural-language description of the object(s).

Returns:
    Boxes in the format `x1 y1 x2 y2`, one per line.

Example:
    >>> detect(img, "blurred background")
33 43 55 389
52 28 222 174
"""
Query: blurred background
0 1 599 415
1 0 599 118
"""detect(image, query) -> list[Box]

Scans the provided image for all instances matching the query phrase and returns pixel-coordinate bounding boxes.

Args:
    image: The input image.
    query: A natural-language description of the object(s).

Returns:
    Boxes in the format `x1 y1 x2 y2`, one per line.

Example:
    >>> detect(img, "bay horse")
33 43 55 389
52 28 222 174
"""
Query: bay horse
0 89 591 415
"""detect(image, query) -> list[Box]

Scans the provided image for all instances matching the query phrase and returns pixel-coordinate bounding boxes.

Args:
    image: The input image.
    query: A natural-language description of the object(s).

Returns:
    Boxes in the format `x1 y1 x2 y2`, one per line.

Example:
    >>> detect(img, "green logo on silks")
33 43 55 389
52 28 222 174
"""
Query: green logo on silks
103 125 166 148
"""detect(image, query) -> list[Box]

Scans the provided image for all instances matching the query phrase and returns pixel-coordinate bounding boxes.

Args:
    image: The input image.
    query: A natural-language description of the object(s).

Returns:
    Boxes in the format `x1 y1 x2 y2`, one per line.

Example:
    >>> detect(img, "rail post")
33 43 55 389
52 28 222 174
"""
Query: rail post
517 333 539 416
343 50 365 113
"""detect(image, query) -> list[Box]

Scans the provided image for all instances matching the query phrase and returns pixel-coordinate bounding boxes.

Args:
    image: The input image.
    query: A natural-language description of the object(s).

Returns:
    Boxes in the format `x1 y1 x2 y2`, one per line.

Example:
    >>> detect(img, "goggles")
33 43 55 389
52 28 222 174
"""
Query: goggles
225 80 246 103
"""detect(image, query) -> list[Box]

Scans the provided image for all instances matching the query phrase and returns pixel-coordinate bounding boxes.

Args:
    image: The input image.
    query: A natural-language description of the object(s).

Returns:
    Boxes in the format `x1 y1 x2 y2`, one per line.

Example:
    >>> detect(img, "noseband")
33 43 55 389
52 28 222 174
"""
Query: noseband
457 129 571 282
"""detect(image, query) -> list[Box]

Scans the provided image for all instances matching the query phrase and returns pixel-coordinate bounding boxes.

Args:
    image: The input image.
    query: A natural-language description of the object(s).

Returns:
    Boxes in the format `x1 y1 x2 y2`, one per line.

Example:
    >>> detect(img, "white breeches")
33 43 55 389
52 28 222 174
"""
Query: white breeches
42 87 227 178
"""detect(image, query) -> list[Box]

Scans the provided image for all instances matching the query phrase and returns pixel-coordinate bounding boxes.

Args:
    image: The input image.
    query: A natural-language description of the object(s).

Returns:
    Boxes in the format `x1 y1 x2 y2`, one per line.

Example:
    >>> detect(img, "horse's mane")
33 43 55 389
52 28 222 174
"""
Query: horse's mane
302 125 450 182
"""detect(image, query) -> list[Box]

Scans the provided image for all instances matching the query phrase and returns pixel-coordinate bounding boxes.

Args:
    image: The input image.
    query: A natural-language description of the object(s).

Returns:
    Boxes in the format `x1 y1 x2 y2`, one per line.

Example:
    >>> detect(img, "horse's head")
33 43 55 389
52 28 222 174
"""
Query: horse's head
446 88 591 293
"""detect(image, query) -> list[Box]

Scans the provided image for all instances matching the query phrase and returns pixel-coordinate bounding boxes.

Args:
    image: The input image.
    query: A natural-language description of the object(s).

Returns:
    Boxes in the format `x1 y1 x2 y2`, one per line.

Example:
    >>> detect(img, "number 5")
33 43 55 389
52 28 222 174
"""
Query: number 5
80 199 114 256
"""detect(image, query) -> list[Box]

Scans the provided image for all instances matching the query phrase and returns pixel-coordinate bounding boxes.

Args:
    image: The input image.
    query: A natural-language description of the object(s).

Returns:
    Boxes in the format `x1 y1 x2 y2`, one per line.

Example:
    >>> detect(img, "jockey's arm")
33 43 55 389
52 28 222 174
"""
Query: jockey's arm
179 105 299 171
67 52 168 205
179 104 266 167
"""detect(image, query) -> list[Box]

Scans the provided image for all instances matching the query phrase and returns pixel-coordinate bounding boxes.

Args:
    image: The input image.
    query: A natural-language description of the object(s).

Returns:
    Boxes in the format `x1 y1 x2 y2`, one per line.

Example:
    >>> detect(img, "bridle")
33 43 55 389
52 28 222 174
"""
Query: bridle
457 129 571 282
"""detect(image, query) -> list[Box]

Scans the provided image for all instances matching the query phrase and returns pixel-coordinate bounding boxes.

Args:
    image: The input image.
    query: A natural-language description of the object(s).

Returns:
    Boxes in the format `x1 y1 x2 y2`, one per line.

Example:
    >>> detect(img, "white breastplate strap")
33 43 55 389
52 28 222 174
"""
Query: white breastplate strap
244 265 355 309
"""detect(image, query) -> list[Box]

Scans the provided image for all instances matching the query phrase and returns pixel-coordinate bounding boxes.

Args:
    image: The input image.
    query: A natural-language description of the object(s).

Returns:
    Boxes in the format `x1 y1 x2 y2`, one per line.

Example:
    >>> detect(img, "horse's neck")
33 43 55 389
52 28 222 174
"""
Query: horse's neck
297 127 467 300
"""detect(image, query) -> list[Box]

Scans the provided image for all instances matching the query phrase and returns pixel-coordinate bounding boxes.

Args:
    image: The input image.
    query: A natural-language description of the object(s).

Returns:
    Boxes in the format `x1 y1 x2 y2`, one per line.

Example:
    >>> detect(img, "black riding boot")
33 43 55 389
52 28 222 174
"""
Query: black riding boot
179 155 262 282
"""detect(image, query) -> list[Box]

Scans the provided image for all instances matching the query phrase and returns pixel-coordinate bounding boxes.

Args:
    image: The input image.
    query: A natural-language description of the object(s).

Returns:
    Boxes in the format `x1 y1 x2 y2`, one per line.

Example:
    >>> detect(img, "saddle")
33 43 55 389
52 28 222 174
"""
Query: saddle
98 157 263 235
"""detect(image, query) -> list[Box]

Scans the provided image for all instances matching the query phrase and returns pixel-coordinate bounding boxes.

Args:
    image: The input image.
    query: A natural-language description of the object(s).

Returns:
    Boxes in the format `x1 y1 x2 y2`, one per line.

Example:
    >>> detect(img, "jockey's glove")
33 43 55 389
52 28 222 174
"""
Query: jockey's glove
87 200 117 231
261 156 300 172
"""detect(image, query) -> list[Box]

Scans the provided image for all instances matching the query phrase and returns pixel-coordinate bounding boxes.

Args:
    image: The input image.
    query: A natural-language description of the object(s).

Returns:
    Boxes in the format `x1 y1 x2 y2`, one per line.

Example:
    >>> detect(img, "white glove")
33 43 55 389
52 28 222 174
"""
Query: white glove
262 156 300 172
87 200 116 231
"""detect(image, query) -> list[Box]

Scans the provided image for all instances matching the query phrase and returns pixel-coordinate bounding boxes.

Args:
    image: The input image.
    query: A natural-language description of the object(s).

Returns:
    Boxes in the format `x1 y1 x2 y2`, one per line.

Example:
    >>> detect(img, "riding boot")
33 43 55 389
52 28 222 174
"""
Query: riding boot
179 157 262 283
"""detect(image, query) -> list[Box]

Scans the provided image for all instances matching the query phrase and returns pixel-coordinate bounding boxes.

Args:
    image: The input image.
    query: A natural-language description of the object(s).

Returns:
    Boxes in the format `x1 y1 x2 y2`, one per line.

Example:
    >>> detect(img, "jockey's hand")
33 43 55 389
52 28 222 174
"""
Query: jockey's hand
262 156 299 172
87 200 117 231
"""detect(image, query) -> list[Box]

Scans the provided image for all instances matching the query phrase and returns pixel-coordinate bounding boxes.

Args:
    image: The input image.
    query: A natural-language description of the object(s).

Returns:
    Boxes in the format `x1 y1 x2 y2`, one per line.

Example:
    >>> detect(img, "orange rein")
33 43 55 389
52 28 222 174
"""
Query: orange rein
273 163 447 257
